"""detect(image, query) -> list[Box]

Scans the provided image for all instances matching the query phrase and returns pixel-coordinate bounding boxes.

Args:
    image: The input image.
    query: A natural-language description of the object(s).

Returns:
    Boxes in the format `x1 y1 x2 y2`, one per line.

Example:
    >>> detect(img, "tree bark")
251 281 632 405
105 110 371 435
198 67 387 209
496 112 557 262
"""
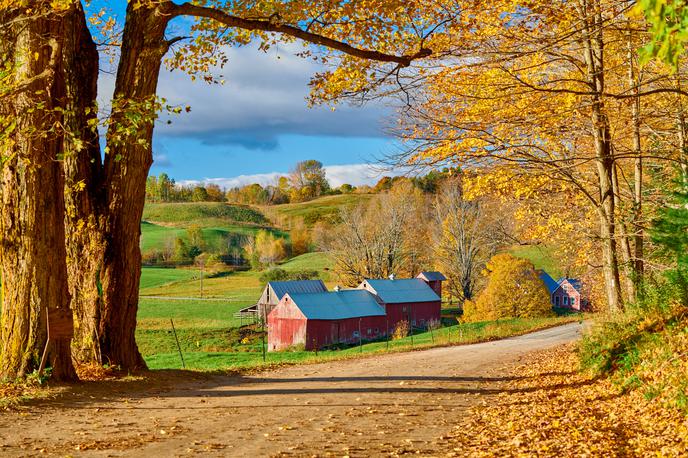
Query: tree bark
96 2 176 369
60 2 107 365
578 0 623 312
0 5 77 380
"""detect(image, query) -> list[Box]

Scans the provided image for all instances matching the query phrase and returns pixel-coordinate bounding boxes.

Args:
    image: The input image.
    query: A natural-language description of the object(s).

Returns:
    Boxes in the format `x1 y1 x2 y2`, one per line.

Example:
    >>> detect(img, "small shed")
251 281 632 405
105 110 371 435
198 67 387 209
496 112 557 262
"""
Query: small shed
267 290 386 351
358 277 441 330
257 279 327 321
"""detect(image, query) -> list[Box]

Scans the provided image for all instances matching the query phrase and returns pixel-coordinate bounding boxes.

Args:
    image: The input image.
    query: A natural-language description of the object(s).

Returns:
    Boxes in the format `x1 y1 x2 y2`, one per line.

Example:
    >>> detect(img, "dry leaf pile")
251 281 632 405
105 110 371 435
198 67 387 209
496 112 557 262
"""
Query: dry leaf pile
446 344 688 457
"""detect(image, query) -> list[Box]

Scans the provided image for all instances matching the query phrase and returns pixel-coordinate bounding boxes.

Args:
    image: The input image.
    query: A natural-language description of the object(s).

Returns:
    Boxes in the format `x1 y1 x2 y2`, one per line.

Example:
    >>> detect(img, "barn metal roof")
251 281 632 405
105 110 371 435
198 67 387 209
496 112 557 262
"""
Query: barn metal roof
287 290 385 320
363 278 440 304
268 280 327 301
538 270 560 294
417 271 447 281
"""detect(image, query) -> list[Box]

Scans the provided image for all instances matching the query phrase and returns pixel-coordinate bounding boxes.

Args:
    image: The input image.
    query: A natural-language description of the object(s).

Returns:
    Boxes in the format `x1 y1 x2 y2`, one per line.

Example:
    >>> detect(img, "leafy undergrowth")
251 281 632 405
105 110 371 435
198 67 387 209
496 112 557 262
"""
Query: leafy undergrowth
0 377 49 410
445 344 688 457
580 305 688 411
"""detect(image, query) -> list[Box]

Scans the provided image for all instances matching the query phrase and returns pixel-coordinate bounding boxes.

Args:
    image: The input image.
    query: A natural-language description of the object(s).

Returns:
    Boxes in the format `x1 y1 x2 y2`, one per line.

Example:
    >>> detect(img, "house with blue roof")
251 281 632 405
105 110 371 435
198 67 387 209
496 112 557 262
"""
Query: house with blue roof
538 270 585 311
267 289 387 351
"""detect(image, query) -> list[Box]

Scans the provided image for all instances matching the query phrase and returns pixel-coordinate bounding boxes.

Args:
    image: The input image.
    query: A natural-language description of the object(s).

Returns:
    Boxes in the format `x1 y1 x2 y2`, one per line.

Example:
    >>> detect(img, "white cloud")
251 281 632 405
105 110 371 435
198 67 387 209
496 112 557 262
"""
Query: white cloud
180 163 408 189
97 43 394 151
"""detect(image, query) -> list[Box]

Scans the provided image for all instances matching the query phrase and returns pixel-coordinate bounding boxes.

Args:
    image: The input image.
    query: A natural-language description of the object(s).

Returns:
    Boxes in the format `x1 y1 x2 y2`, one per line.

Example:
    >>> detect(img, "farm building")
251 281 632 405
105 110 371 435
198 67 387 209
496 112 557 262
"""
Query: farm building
267 289 386 351
256 279 327 321
538 271 586 311
358 272 444 329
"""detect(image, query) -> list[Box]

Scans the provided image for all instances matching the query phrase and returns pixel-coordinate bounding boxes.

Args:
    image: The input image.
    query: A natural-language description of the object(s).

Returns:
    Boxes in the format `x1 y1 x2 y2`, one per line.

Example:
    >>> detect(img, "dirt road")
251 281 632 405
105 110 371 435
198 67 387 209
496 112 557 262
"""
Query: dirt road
0 323 582 457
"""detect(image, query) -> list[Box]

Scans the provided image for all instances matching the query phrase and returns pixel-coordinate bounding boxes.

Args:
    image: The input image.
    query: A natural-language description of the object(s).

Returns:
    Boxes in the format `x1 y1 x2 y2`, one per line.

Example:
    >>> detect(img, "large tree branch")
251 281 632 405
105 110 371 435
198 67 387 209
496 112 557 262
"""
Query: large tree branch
171 2 432 66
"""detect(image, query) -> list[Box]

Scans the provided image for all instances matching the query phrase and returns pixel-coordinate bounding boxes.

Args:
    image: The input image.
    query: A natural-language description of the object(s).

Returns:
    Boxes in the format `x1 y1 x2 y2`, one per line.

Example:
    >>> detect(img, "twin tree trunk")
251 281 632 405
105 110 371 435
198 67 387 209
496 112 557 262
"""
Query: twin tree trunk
67 2 174 369
0 6 76 380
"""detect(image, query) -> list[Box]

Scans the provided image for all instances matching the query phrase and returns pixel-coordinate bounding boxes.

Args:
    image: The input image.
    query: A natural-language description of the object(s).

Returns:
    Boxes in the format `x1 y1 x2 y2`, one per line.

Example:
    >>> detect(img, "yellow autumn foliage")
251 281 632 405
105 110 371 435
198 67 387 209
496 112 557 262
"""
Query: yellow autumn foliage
463 253 553 322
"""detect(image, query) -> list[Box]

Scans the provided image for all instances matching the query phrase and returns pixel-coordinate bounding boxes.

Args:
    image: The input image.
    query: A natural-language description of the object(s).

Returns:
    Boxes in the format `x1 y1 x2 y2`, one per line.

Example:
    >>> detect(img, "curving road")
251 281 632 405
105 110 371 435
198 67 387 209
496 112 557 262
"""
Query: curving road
0 322 583 457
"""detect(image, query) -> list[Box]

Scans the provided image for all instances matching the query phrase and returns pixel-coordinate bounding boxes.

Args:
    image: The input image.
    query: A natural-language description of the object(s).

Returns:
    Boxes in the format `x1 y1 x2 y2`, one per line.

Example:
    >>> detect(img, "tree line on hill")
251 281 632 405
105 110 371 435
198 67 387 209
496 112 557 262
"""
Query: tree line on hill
145 160 453 205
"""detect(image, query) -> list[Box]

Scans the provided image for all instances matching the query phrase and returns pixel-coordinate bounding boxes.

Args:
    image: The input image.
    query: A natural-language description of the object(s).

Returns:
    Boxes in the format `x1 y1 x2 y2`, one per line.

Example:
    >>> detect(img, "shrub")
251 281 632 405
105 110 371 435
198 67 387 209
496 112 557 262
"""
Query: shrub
392 320 410 340
463 253 553 322
259 268 320 283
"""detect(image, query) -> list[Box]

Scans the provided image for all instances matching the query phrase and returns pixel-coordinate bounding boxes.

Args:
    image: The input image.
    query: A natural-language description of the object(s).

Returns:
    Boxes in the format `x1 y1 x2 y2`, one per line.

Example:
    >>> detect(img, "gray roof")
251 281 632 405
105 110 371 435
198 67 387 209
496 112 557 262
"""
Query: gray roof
268 280 327 301
287 290 385 320
538 271 560 294
557 277 582 293
417 271 447 281
363 278 441 304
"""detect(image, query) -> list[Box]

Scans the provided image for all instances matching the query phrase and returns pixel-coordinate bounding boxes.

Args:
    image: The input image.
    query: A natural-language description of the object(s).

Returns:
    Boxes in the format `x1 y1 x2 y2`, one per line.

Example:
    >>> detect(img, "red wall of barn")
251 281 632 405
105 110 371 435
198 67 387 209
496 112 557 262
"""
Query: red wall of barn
384 301 441 330
305 315 387 350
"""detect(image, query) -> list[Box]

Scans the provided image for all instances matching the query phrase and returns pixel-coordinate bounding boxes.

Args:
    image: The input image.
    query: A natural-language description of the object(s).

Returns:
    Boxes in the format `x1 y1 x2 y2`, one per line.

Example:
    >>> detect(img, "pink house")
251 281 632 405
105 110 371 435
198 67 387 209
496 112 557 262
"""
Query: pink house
538 271 586 311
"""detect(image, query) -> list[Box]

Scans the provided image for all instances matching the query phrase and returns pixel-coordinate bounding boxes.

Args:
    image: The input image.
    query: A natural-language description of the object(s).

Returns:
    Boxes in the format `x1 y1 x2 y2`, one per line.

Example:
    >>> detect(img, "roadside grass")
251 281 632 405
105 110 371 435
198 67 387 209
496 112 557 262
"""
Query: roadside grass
142 315 581 371
262 193 374 227
509 245 562 278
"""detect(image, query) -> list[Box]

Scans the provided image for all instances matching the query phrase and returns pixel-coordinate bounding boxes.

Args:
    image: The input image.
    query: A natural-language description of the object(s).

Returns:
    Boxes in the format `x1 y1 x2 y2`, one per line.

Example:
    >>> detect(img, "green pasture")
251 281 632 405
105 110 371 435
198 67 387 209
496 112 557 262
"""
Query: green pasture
143 202 267 225
510 244 563 278
264 193 374 226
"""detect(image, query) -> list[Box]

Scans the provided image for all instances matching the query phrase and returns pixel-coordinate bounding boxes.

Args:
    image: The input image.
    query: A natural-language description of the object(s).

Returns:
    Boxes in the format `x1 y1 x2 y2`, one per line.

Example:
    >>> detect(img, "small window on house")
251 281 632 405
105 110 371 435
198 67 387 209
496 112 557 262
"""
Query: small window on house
555 296 560 306
570 297 576 306
564 297 569 306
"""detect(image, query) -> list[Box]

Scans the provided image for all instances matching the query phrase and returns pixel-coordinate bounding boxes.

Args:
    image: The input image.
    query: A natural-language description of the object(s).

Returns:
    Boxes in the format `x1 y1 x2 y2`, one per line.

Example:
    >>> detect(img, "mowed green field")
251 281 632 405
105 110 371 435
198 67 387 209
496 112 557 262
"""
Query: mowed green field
136 253 336 363
143 202 267 225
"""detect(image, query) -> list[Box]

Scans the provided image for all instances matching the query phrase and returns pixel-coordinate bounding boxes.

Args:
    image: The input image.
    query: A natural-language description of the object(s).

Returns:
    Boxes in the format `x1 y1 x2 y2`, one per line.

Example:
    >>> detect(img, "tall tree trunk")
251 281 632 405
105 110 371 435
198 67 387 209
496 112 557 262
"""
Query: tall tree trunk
61 2 107 365
612 164 635 302
0 5 76 380
96 2 175 369
578 0 623 312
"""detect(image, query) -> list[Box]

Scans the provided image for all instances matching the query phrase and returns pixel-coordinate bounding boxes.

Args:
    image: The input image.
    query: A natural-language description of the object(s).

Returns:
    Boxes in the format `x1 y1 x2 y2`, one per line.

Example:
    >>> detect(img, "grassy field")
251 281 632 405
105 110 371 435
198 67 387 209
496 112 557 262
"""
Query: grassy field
262 193 374 226
142 315 581 371
143 202 267 226
510 245 563 278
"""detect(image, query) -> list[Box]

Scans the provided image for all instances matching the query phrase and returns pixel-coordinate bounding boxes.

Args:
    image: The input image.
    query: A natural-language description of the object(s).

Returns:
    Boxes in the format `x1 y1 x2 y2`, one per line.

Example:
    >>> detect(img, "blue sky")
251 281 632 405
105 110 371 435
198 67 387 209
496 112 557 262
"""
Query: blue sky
90 1 403 188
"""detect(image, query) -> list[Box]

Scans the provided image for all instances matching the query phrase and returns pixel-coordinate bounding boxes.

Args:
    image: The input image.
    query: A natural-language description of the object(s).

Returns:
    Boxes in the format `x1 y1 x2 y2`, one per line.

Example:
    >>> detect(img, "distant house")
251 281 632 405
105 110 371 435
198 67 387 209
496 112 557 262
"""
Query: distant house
358 272 444 330
538 271 585 311
256 279 327 321
267 290 386 351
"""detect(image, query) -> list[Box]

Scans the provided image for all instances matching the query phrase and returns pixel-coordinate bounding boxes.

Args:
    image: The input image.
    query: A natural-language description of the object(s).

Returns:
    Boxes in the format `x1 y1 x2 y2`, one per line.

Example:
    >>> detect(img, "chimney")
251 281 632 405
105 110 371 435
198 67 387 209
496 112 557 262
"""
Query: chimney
388 273 395 281
334 285 341 292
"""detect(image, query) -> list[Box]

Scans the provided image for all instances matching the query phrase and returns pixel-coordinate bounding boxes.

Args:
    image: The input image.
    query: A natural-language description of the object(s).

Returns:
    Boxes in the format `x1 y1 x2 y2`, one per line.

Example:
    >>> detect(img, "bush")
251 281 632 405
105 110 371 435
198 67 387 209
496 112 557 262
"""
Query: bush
463 253 553 322
392 320 410 340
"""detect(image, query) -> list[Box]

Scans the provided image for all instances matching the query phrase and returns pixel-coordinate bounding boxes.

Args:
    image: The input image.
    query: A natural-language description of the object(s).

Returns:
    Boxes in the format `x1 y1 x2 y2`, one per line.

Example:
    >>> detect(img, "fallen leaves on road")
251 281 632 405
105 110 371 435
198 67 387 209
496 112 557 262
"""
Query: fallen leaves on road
445 344 688 457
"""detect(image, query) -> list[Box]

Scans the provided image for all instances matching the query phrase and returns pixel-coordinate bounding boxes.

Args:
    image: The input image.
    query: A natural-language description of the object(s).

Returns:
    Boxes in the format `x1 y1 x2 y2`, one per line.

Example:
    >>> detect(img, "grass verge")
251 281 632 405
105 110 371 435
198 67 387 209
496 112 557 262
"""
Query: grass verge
142 315 582 371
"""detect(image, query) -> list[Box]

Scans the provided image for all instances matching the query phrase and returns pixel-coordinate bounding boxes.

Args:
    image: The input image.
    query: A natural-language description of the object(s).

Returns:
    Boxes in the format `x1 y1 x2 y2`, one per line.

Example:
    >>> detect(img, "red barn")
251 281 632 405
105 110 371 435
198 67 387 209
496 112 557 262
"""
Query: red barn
267 290 386 351
358 273 443 331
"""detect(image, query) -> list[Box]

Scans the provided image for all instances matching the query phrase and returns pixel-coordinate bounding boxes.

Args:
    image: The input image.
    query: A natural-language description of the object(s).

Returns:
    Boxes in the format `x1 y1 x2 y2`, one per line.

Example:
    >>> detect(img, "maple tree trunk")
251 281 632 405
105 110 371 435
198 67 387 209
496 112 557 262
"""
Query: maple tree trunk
61 4 107 365
95 2 175 369
578 0 623 312
0 6 76 380
612 165 636 303
627 27 643 297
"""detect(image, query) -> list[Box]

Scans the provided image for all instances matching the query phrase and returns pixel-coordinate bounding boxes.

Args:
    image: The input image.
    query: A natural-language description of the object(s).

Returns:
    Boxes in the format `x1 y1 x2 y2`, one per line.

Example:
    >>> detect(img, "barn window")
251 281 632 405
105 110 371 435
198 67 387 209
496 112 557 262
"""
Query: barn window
353 331 360 338
367 328 372 335
374 328 379 334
